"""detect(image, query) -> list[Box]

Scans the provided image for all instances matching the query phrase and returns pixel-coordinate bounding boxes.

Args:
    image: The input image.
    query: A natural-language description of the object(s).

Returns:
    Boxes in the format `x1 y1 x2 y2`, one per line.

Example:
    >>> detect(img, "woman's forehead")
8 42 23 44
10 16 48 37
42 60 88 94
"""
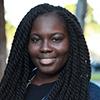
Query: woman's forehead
33 12 64 24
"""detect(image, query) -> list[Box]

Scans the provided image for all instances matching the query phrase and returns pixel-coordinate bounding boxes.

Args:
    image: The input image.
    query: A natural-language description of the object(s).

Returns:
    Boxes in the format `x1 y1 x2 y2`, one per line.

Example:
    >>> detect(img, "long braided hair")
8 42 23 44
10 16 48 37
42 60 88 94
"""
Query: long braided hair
0 3 91 100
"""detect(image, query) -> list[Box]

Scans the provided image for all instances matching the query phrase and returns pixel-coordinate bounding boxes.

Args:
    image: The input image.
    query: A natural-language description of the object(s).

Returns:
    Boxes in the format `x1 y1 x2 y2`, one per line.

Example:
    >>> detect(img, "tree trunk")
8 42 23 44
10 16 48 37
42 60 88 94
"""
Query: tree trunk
0 0 6 81
76 0 87 29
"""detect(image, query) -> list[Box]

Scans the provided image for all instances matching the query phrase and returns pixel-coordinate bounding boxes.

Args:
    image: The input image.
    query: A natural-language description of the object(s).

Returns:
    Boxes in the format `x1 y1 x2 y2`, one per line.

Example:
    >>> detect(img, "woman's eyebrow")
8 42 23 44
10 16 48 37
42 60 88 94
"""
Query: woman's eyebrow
30 32 40 36
50 32 65 37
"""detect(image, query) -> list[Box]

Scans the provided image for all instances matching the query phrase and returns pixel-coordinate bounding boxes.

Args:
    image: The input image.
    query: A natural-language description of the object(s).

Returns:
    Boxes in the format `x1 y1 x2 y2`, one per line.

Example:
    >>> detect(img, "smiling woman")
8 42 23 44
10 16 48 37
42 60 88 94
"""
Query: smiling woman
28 13 69 79
0 3 100 100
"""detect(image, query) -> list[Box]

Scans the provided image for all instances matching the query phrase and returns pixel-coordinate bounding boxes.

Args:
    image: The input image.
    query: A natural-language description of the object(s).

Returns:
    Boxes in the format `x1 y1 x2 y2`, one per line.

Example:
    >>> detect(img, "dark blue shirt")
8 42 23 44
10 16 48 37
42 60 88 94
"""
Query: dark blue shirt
24 82 54 100
24 82 100 100
89 82 100 100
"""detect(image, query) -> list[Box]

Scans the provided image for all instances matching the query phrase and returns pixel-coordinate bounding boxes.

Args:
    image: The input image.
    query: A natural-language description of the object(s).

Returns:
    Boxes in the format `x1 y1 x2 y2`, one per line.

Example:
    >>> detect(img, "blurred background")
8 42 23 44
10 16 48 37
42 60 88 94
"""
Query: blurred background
0 0 100 86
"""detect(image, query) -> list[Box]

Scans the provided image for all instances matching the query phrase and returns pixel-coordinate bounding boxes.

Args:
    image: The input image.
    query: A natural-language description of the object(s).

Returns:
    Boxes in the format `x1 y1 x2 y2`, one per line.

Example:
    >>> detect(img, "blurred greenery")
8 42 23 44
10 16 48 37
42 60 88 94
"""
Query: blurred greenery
5 21 16 55
91 72 100 81
64 3 100 37
64 4 76 13
6 21 16 41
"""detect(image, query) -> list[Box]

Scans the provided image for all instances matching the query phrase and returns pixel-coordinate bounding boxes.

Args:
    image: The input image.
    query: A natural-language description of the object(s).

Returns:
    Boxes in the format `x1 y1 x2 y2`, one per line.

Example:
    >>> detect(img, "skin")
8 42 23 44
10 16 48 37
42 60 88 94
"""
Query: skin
28 13 69 85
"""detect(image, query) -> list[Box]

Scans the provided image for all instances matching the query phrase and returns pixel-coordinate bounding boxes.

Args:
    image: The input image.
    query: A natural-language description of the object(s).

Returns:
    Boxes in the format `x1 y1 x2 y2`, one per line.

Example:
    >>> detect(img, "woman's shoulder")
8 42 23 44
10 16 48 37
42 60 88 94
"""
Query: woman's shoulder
89 82 100 100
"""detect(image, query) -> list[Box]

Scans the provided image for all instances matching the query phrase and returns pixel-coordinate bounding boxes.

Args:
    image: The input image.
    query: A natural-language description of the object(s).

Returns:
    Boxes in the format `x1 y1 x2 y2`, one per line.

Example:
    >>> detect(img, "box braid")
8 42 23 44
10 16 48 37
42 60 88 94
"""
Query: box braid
0 3 91 100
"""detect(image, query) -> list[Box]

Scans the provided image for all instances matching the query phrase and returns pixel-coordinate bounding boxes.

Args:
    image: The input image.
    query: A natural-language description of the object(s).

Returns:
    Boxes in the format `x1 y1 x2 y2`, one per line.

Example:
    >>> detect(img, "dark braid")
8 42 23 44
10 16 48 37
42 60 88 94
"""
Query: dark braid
0 3 91 100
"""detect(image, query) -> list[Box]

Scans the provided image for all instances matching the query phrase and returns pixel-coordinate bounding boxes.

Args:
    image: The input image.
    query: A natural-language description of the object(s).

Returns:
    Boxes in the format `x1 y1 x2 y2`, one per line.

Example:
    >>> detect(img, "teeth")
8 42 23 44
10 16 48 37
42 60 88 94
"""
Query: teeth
40 58 55 65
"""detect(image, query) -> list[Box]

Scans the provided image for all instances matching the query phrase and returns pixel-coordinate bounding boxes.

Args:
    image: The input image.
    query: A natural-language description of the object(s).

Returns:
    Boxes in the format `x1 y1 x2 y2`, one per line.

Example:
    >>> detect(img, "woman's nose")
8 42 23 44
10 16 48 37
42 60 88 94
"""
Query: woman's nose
40 40 53 53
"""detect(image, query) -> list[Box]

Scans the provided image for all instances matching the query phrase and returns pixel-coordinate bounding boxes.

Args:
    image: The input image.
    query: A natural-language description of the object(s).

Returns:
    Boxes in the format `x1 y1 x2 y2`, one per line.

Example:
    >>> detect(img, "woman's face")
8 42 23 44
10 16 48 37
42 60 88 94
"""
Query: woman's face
28 13 69 75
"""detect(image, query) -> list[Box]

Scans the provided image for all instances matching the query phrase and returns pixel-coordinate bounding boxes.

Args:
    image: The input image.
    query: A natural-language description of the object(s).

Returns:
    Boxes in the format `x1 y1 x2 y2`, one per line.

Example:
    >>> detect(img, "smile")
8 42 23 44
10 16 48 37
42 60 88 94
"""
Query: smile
39 58 56 65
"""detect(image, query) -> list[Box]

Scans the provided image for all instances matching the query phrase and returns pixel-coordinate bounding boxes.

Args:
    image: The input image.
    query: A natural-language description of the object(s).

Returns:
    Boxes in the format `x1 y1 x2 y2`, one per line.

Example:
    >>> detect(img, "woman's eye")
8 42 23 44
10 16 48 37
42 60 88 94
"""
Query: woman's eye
31 37 40 43
52 37 63 42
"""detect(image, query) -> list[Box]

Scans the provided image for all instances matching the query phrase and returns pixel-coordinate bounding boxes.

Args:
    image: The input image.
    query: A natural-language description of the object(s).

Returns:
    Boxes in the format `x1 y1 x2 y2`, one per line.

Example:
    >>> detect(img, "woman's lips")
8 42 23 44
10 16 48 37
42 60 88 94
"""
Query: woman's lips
39 58 56 65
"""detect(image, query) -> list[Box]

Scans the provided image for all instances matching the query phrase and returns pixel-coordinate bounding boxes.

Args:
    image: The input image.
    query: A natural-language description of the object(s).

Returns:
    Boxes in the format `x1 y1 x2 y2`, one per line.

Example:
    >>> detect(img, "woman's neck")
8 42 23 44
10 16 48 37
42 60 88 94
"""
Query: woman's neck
32 71 58 86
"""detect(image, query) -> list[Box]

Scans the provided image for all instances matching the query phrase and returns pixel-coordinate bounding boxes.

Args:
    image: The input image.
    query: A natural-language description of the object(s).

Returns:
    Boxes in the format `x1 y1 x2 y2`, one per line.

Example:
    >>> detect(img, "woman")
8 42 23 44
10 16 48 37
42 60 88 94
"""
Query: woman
0 3 100 100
